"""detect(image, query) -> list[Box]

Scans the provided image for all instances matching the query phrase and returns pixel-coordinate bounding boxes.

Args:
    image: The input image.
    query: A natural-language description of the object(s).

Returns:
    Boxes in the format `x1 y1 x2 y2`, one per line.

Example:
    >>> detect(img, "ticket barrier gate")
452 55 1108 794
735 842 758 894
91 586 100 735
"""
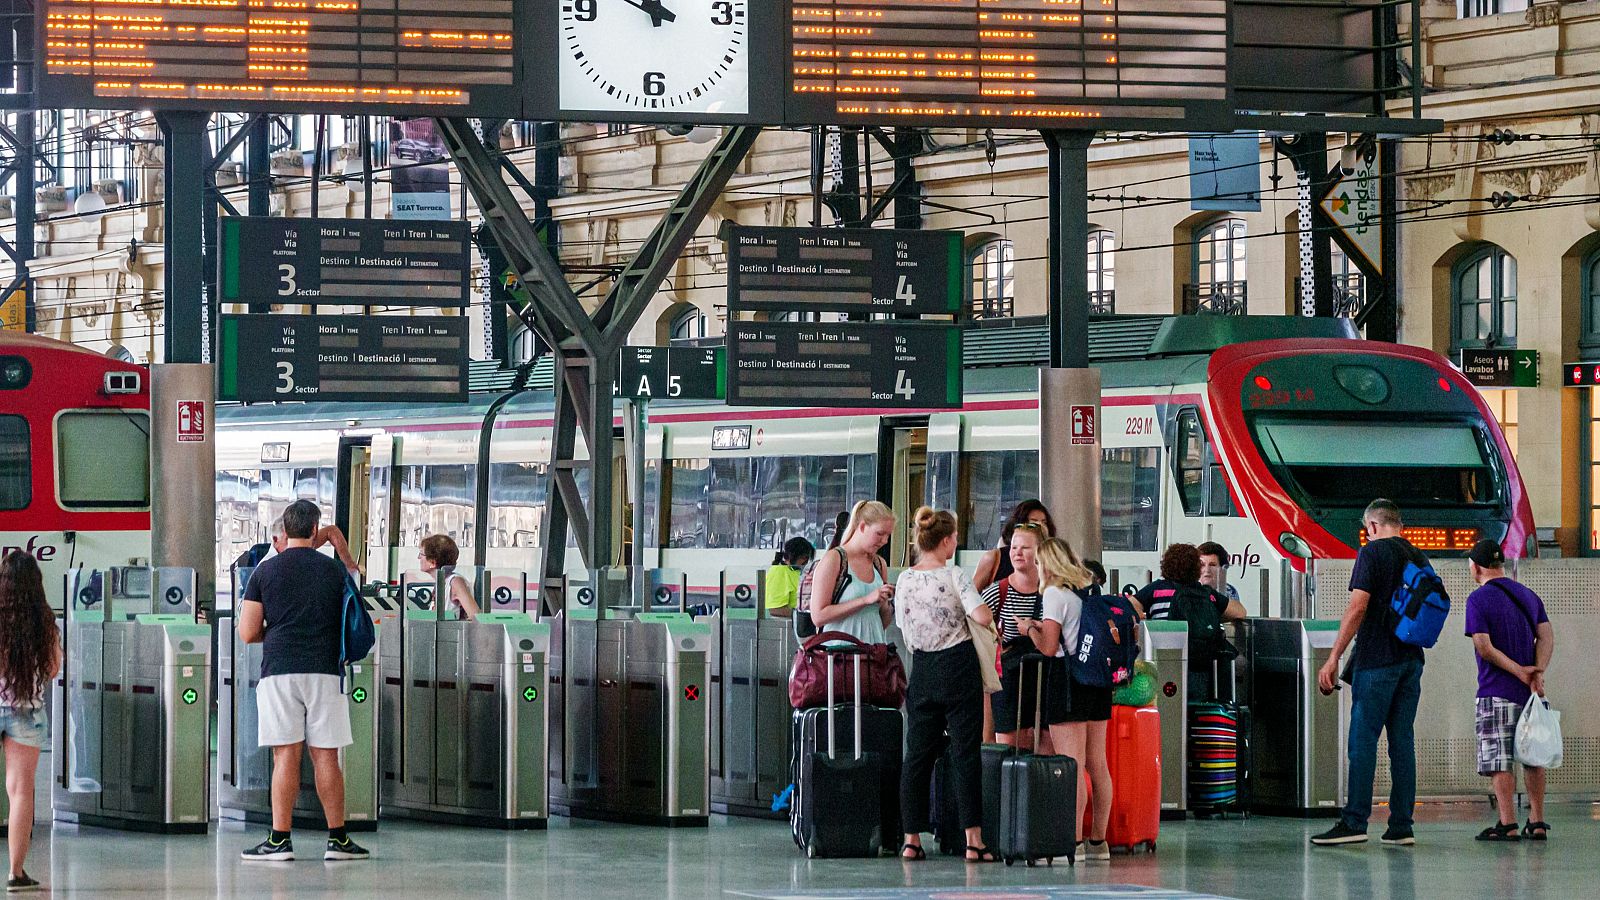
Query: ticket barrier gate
711 568 796 819
559 567 710 826
216 566 380 831
1246 618 1345 816
52 567 210 833
379 568 548 828
1141 621 1188 819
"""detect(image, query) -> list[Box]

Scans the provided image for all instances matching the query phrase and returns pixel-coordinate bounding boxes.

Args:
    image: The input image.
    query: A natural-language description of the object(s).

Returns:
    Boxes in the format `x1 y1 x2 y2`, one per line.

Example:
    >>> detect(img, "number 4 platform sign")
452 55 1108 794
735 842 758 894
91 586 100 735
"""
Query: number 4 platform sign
726 321 961 409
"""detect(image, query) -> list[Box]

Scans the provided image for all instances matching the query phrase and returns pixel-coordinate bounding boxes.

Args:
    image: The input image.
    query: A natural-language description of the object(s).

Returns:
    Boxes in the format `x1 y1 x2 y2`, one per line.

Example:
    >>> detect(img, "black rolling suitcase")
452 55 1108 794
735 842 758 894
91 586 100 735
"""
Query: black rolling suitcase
933 742 1006 856
792 649 885 858
999 655 1077 867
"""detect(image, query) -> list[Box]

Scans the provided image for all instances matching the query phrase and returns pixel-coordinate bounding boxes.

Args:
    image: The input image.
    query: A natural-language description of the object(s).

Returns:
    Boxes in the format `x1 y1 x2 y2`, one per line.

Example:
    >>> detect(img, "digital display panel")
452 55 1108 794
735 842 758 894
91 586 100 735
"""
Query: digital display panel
786 0 1232 129
38 0 521 114
727 320 962 409
727 225 961 315
219 313 468 403
220 217 471 308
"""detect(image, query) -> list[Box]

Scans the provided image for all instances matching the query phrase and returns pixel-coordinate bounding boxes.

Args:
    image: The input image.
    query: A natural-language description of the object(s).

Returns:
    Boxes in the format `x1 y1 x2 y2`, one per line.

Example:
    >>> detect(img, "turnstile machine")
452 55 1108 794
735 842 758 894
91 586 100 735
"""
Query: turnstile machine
1142 621 1189 819
559 567 710 826
217 566 380 831
379 568 549 828
1249 618 1345 815
52 566 211 832
711 567 796 818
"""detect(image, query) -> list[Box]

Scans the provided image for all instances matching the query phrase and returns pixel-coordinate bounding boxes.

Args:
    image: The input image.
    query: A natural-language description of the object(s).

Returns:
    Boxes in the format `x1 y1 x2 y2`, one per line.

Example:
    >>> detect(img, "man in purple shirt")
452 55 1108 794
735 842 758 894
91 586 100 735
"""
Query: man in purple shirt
1463 539 1555 842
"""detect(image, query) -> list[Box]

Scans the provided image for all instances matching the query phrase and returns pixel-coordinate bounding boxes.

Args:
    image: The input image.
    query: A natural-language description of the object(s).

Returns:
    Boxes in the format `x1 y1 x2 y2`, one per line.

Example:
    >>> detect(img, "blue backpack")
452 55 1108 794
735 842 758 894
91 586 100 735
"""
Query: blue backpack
1073 590 1142 688
1390 557 1450 648
340 572 376 667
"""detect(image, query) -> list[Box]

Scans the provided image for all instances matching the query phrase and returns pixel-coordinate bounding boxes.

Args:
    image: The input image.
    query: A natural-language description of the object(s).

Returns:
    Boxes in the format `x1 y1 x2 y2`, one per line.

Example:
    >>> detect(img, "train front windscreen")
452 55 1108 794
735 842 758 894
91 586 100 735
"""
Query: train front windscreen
1215 346 1524 557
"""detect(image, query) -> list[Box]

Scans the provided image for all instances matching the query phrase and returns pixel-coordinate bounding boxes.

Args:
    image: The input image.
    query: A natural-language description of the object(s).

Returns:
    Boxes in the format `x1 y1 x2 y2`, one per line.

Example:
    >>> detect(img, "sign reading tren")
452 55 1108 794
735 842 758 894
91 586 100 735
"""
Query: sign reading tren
39 0 521 114
727 226 961 316
786 0 1233 130
220 217 470 309
219 314 468 403
726 321 961 409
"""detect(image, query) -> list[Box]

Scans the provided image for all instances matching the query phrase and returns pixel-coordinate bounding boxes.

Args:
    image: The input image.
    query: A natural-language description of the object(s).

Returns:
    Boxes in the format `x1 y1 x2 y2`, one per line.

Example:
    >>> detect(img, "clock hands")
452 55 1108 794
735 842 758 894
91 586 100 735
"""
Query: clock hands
618 0 676 27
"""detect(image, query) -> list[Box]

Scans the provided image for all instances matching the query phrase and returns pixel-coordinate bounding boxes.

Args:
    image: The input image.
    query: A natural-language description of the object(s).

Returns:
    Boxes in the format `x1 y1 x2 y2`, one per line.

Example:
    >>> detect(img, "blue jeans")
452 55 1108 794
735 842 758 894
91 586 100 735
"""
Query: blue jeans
1342 657 1423 831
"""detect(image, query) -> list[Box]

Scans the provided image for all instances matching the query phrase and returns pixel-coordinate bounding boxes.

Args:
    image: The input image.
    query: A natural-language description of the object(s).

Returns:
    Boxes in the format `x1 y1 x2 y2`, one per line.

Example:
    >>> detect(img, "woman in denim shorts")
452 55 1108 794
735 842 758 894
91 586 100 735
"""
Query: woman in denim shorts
0 552 61 893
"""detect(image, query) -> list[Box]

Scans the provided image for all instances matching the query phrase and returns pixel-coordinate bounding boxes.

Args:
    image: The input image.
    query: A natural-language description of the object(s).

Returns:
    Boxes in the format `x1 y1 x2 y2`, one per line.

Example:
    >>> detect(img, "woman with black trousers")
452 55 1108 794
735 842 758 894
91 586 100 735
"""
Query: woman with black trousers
895 508 997 862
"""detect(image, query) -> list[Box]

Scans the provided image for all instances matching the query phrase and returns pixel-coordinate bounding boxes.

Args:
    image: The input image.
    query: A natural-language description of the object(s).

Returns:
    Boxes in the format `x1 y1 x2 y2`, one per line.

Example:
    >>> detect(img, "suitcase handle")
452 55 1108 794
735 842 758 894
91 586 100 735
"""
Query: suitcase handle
1018 652 1051 754
825 644 865 761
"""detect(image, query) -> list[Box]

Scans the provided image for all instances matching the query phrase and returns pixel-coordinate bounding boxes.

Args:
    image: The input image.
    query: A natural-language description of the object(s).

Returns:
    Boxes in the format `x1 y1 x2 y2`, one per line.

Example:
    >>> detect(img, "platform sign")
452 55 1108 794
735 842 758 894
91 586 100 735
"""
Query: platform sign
726 321 961 409
1459 349 1537 389
37 0 522 115
784 0 1234 131
727 226 962 316
219 314 468 403
617 346 724 401
220 218 470 309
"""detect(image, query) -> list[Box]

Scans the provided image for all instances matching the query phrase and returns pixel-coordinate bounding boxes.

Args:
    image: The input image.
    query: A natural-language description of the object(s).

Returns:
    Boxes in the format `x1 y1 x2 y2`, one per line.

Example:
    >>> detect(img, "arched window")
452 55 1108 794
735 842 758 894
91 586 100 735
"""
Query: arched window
1187 218 1247 314
1088 230 1115 314
669 305 708 344
1452 245 1516 350
968 238 1015 319
1582 246 1600 350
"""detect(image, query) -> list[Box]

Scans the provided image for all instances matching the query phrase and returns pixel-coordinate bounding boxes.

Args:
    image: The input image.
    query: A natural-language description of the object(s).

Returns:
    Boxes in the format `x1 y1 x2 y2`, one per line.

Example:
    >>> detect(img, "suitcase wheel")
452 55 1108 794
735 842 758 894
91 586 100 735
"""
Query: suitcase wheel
806 846 817 859
1024 859 1036 868
1004 858 1015 867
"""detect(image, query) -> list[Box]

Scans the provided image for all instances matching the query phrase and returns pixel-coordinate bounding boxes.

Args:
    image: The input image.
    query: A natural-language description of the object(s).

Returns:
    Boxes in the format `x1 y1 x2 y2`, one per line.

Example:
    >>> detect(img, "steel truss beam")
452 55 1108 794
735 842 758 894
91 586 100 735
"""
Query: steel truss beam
438 119 759 611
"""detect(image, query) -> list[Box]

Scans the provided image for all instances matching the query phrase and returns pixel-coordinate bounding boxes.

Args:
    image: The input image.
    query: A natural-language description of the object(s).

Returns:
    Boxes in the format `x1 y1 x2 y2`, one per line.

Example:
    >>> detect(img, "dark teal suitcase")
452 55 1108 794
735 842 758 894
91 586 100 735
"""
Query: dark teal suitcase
998 655 1076 866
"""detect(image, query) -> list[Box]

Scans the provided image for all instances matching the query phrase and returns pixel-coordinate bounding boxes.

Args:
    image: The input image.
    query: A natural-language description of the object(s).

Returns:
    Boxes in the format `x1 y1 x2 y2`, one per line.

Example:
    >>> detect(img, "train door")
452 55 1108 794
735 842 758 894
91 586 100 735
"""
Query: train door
878 418 929 567
336 437 373 574
366 436 401 583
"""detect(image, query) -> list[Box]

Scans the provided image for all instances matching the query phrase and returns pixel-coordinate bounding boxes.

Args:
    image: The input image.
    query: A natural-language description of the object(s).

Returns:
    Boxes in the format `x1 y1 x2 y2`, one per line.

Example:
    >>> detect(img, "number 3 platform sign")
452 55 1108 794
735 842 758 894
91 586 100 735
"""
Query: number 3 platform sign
219 314 468 404
220 218 471 309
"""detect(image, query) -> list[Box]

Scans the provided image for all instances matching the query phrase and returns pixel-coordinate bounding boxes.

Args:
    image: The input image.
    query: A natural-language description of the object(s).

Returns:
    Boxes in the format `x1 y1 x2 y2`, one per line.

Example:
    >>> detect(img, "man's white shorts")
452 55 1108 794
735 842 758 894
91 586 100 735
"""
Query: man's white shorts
257 673 353 749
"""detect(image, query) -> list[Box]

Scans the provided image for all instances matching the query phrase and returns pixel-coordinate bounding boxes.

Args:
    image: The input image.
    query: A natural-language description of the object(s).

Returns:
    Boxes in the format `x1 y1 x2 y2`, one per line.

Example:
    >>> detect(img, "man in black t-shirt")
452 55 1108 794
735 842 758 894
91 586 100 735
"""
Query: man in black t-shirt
1312 499 1426 848
238 500 369 863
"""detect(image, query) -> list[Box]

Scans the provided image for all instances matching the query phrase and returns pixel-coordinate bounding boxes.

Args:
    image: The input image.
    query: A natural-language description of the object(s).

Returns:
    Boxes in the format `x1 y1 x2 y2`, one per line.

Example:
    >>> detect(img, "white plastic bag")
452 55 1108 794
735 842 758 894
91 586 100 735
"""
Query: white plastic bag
1514 695 1563 769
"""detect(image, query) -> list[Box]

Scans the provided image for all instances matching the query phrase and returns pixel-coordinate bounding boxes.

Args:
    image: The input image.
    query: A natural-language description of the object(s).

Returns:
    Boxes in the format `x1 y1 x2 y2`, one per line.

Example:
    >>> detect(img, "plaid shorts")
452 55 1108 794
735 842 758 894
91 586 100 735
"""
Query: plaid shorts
1475 696 1522 775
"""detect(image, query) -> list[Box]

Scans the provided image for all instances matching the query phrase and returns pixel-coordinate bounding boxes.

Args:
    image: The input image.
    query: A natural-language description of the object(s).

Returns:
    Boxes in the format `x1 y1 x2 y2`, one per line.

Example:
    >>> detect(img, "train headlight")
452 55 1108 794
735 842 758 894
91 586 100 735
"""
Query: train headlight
1333 365 1390 405
1279 531 1314 559
0 356 29 389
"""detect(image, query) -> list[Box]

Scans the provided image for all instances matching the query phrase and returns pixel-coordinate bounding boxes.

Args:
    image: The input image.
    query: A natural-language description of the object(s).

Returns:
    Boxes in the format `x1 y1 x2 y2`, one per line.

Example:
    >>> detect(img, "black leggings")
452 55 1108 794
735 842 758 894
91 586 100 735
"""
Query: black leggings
900 642 985 834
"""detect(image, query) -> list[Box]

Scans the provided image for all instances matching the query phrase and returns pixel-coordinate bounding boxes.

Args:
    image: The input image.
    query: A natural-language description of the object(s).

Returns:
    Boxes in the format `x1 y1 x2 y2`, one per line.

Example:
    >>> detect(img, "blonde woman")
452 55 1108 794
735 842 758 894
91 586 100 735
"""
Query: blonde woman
1016 537 1114 863
894 508 997 863
983 522 1053 753
807 500 895 645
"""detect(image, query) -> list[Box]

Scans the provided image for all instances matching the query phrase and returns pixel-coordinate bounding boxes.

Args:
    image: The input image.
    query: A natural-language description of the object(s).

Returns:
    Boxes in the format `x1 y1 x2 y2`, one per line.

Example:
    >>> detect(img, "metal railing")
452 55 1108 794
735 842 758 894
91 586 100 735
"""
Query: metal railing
1294 274 1367 319
1182 280 1248 316
1089 290 1115 315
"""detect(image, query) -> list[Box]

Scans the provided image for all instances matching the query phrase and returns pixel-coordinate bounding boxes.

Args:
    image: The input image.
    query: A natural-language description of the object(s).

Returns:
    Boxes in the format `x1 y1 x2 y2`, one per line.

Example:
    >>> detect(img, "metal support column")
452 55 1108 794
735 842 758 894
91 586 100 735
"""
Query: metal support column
157 112 212 363
246 116 271 314
1043 131 1094 369
1279 132 1336 319
1366 138 1400 342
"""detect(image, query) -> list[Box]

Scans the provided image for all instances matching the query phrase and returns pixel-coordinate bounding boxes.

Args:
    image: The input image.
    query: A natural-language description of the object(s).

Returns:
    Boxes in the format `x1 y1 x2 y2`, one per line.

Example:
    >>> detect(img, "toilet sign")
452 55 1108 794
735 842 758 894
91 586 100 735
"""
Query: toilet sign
1070 405 1096 445
175 400 206 443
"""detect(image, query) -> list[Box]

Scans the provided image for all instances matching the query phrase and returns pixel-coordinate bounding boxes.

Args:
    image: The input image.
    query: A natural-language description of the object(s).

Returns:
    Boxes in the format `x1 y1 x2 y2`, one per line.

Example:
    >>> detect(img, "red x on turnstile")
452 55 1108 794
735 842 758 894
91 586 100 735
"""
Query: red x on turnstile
684 684 700 702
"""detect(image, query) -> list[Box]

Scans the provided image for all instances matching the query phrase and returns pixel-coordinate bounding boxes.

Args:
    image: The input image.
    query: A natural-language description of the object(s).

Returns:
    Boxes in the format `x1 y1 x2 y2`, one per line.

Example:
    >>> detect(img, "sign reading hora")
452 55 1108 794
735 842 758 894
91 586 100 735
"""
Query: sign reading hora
725 321 961 409
219 314 468 403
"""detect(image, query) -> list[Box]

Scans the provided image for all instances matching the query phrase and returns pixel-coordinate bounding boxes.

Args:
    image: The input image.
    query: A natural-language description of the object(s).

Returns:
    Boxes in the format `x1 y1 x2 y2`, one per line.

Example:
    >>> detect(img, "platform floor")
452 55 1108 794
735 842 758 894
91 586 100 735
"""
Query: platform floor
8 794 1596 899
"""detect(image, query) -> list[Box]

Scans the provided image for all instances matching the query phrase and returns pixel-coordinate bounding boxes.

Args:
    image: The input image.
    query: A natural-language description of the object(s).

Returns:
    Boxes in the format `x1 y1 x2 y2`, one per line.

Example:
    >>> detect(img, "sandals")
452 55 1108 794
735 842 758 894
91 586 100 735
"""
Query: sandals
1523 821 1551 841
964 844 999 864
1475 822 1520 842
900 844 927 861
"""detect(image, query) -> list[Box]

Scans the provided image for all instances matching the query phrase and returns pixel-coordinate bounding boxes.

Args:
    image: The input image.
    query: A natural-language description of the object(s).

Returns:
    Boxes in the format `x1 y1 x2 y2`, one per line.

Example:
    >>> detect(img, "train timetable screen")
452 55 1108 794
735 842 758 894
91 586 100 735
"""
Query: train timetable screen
39 0 520 113
786 0 1233 129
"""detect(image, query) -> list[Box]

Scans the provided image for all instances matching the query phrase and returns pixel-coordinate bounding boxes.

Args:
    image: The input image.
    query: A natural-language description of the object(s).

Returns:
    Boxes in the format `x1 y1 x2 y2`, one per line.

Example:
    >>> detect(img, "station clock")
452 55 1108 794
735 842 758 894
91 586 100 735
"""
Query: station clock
558 0 751 116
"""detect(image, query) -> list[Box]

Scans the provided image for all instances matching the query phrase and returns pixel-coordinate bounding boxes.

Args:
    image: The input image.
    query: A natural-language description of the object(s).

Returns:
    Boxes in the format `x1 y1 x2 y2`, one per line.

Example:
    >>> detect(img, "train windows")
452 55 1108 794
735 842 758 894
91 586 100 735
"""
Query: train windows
1253 419 1496 507
1174 410 1206 515
668 459 711 548
55 410 149 509
666 455 850 551
960 449 1041 551
0 416 28 511
1101 448 1159 552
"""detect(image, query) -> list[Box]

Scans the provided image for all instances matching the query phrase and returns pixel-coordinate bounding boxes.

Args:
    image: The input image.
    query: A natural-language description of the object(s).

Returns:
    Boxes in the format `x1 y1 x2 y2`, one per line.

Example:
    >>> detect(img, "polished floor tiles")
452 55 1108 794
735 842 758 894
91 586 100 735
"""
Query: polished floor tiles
7 801 1596 899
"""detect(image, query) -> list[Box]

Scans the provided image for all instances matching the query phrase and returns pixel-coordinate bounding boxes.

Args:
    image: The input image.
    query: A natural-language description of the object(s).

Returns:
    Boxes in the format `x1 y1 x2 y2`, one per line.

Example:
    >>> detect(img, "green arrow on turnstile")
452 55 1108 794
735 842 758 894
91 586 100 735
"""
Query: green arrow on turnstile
522 686 538 703
351 687 368 704
181 688 198 705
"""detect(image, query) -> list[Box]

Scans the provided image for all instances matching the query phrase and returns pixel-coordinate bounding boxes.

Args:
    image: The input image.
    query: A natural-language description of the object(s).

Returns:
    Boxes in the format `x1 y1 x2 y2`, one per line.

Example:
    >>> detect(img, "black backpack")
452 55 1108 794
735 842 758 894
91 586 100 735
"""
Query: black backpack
1167 582 1232 663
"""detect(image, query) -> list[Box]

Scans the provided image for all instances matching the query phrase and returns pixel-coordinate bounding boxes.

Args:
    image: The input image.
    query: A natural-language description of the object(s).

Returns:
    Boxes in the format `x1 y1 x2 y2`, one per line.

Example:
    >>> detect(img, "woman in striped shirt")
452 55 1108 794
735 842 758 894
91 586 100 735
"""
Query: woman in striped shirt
981 522 1052 753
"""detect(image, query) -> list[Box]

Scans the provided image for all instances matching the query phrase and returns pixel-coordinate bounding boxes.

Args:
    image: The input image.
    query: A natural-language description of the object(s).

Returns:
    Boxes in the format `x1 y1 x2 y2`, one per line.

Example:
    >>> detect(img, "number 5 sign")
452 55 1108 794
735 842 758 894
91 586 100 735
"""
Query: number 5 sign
1070 405 1096 446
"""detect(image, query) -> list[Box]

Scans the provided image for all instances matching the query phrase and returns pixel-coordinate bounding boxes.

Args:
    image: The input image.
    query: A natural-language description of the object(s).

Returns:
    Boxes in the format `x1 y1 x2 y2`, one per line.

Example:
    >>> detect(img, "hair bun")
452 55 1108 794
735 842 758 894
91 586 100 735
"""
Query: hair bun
914 506 936 530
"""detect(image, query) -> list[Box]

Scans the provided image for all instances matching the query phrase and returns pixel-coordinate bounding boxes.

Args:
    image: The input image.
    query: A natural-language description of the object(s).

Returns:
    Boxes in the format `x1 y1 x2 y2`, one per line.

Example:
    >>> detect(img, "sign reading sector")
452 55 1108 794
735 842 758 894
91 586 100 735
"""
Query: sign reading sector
617 346 724 401
219 314 467 403
726 321 961 409
786 0 1234 130
727 226 961 315
38 0 521 114
221 217 470 308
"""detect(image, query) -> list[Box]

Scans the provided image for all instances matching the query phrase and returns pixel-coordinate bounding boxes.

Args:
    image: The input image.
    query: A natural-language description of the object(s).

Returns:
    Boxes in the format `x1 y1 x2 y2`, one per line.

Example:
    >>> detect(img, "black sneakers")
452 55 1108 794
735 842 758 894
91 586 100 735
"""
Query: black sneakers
240 835 295 862
6 873 40 893
1382 824 1416 846
1310 822 1369 845
324 836 371 861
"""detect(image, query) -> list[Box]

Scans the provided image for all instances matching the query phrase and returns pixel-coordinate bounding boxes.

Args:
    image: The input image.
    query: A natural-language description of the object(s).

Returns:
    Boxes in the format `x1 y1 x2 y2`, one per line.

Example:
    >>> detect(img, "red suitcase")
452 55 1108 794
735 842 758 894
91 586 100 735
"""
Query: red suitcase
1080 705 1161 853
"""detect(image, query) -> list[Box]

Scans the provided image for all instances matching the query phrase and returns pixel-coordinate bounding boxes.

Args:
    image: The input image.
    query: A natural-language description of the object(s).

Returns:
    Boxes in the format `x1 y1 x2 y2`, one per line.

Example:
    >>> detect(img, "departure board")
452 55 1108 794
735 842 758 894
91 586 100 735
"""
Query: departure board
219 313 468 403
727 225 961 315
726 321 961 409
786 0 1233 130
38 0 521 114
220 217 470 308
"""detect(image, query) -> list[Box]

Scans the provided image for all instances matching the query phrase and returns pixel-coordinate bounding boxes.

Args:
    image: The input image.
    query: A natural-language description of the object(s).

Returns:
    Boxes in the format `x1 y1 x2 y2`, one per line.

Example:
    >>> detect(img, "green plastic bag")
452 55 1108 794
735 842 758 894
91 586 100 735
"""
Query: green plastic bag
1113 659 1159 707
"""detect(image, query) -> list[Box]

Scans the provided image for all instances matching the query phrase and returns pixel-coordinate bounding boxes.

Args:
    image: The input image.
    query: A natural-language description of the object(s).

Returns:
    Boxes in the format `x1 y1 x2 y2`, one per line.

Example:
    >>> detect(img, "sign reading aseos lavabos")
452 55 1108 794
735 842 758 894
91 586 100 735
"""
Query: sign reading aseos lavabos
727 226 961 316
220 217 470 308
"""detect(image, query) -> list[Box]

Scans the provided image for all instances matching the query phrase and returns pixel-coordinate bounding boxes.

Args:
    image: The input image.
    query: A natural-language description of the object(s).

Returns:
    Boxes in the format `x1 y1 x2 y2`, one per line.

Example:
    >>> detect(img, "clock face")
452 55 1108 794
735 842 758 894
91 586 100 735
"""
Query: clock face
559 0 750 115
